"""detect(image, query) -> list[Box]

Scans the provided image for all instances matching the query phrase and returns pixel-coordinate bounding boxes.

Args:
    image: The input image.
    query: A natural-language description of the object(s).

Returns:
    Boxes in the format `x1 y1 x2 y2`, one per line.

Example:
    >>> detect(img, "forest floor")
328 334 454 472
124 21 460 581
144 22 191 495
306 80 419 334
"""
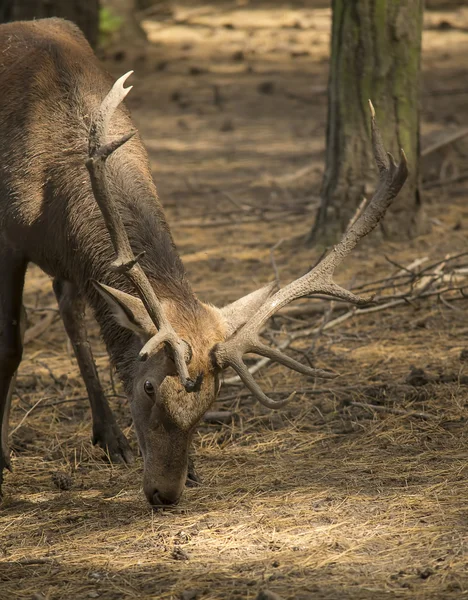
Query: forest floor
1 2 468 599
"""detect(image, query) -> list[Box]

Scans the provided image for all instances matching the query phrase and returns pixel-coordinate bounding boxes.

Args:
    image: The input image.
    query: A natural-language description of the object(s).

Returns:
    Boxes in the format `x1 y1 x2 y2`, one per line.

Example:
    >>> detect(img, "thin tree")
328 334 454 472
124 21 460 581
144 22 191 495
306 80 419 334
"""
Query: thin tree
308 0 426 245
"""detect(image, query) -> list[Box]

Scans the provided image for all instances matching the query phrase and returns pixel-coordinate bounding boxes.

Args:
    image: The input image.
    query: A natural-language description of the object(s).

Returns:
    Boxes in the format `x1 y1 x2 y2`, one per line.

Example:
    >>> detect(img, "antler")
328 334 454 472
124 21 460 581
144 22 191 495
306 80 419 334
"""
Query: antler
214 101 409 408
86 72 197 392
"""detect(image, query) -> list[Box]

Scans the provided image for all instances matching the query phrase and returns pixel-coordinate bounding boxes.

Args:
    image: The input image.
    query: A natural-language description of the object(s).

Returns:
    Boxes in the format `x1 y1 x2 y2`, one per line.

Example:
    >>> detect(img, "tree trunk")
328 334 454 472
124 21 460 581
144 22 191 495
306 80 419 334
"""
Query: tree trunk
103 0 148 46
1 0 100 48
136 0 173 14
101 0 174 48
308 0 426 246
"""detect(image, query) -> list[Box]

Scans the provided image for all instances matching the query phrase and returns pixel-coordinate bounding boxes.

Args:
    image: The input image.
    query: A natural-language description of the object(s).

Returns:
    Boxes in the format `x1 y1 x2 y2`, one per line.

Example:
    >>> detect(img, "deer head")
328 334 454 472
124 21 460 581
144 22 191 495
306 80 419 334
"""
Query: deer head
86 73 408 506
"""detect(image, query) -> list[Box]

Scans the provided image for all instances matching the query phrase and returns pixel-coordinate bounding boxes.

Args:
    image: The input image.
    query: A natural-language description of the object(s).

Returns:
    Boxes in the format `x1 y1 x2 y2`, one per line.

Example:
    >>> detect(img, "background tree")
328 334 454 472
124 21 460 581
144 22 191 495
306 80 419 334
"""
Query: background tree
308 0 426 245
0 0 100 47
100 0 173 47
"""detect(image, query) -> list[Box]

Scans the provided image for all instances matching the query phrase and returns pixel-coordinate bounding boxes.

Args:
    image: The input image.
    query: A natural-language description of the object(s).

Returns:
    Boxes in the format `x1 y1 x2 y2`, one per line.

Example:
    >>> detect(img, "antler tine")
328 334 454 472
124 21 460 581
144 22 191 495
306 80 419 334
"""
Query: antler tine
86 72 196 392
215 101 408 408
251 342 335 379
216 340 335 409
89 71 134 156
226 351 297 409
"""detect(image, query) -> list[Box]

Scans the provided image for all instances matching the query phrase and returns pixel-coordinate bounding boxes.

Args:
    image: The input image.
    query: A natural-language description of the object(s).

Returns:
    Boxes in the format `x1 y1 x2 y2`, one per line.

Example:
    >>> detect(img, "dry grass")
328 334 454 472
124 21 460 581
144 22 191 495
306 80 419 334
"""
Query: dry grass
1 3 468 599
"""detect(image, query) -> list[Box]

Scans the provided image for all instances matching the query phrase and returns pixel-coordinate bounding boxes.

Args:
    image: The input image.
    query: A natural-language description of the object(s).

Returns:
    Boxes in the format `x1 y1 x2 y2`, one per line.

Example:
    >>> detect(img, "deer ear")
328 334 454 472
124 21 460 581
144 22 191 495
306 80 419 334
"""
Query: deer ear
92 281 157 340
218 282 277 337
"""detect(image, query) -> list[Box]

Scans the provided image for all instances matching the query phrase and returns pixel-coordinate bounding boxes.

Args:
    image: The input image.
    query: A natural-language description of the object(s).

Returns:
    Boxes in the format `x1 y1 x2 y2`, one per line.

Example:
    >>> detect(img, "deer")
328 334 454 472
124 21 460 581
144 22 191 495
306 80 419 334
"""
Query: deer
0 18 408 507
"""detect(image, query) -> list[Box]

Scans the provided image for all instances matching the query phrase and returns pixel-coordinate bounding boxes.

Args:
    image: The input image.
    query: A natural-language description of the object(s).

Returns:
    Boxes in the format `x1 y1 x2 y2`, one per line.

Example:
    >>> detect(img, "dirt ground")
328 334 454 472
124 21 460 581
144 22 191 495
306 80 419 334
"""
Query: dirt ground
1 2 468 599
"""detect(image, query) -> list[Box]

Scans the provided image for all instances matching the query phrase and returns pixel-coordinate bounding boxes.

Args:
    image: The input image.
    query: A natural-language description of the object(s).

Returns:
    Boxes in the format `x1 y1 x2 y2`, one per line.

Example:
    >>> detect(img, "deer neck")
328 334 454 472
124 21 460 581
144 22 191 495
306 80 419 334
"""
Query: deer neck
80 172 198 389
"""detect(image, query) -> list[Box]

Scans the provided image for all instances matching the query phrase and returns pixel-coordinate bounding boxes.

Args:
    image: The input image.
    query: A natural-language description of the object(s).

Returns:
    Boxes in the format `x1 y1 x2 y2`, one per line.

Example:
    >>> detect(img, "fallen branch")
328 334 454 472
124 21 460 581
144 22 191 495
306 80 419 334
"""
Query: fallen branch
349 401 435 420
421 126 468 157
250 164 315 187
222 252 468 387
11 558 56 566
173 211 308 228
423 171 468 190
203 411 233 423
24 312 57 344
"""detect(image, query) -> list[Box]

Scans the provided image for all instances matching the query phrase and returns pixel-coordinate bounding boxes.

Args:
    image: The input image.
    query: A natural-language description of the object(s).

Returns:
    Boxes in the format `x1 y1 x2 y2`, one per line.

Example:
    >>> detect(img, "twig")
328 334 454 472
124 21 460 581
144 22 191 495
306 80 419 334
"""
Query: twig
395 256 429 275
349 401 435 420
11 394 127 430
279 303 337 318
297 287 466 334
33 397 89 409
351 253 466 293
219 190 253 212
417 252 468 275
421 126 468 157
223 286 467 387
423 171 468 189
306 301 334 354
346 197 367 232
384 255 416 275
251 164 315 187
290 308 357 341
11 397 47 435
204 411 233 423
270 239 284 288
12 558 56 565
426 88 468 97
173 212 305 228
24 305 59 313
285 89 326 103
412 258 447 297
439 294 463 312
37 361 63 387
24 312 57 344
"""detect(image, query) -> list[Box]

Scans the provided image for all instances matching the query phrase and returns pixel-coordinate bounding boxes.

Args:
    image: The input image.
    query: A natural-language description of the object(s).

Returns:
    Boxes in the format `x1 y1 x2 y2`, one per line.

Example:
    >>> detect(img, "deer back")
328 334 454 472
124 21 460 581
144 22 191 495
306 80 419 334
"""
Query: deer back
0 18 188 304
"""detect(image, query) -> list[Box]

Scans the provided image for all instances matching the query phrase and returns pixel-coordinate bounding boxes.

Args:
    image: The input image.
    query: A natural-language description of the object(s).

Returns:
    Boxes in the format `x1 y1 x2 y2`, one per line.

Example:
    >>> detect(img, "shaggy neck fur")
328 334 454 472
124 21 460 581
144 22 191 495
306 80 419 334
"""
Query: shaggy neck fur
79 149 203 389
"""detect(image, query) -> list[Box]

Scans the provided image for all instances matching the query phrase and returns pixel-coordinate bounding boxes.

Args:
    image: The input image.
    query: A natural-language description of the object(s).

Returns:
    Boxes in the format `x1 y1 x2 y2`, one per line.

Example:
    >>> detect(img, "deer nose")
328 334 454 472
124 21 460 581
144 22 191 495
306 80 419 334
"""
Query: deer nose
149 488 180 507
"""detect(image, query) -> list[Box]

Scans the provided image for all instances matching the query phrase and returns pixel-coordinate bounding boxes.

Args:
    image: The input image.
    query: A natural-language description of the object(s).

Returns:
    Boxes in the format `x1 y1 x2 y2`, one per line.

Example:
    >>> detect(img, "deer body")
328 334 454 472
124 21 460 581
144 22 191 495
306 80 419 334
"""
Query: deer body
0 19 187 312
0 19 408 507
0 19 228 504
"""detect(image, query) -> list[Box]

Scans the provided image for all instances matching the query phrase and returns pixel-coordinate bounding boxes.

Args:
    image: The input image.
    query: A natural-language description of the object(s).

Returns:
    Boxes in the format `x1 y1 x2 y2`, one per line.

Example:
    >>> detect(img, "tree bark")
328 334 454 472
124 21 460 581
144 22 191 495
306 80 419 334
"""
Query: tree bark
1 0 100 48
308 0 426 246
136 0 173 14
103 0 148 46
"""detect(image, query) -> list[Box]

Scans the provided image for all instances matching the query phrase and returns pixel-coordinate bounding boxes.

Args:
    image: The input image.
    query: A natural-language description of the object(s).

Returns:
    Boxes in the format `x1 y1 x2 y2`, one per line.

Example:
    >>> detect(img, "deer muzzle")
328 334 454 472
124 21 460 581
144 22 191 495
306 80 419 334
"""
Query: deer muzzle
144 470 187 507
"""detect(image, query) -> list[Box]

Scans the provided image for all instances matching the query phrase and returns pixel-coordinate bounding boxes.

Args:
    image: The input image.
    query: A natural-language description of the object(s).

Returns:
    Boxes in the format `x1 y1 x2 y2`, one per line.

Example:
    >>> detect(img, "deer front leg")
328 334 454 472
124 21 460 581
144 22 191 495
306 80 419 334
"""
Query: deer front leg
0 250 27 494
1 306 27 472
186 455 201 487
53 279 133 464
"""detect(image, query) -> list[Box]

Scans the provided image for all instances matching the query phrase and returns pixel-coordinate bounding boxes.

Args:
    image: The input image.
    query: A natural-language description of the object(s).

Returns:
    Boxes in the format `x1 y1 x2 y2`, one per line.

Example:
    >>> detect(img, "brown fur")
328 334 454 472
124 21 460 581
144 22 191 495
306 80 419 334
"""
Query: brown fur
0 19 222 371
0 18 228 505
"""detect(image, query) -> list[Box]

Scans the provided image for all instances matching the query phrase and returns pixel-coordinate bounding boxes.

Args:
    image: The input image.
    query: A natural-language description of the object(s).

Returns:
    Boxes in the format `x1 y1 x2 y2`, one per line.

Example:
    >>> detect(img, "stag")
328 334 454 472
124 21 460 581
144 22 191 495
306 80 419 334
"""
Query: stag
0 18 407 506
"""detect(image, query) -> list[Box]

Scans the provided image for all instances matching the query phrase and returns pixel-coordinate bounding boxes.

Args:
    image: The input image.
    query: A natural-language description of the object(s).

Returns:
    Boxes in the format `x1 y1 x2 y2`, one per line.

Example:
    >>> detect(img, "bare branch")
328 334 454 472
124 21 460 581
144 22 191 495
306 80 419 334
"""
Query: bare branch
349 401 435 420
24 312 57 344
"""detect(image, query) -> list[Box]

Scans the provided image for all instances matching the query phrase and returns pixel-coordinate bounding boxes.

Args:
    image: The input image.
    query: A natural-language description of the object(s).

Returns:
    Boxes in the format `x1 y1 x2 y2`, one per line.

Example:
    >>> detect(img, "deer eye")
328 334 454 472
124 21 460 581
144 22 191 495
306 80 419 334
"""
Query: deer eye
144 380 155 396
